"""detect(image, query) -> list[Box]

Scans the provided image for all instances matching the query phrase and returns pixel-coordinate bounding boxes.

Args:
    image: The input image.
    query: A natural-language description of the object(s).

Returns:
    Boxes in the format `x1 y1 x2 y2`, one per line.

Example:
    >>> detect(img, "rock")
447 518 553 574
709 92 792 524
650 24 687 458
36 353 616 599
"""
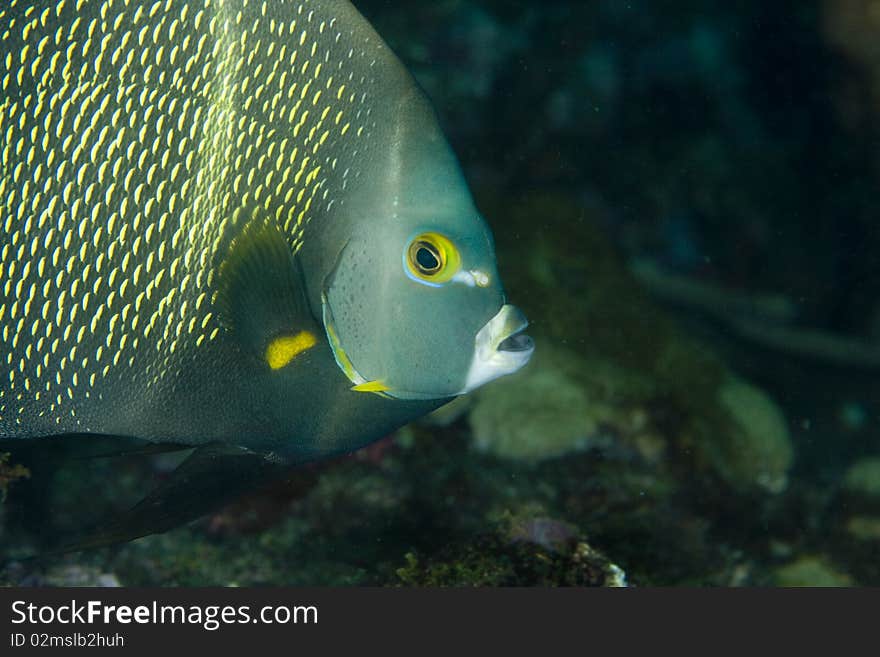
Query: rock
507 517 579 554
773 556 854 587
468 343 613 461
843 458 880 501
40 564 122 587
0 452 30 502
396 533 627 587
711 377 794 494
845 515 880 542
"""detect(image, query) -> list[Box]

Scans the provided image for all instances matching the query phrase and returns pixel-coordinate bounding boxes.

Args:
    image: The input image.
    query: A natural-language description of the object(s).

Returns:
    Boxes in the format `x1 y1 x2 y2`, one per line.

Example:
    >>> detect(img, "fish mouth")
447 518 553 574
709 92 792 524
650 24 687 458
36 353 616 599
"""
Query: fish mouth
497 326 535 353
459 304 535 394
489 305 534 355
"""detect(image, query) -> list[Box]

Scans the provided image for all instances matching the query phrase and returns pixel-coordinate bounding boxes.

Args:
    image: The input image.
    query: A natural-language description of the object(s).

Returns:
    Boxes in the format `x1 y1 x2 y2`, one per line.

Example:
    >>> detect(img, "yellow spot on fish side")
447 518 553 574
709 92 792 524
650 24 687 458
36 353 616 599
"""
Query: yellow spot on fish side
265 331 317 370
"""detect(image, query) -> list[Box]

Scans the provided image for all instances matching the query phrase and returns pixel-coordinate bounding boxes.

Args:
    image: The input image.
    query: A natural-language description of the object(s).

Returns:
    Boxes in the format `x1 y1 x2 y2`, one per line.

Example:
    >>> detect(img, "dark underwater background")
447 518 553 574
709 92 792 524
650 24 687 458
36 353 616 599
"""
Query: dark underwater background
2 0 880 586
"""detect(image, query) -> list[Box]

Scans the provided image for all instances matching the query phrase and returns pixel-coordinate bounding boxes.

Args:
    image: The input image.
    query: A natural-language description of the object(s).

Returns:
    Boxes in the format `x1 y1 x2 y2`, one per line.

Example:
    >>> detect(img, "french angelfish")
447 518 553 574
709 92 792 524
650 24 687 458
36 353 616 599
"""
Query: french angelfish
0 0 534 548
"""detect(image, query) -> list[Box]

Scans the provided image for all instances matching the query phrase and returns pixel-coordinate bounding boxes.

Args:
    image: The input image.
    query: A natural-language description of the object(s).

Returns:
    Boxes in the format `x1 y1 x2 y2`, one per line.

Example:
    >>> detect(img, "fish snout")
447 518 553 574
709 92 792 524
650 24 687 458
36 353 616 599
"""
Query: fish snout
459 304 534 394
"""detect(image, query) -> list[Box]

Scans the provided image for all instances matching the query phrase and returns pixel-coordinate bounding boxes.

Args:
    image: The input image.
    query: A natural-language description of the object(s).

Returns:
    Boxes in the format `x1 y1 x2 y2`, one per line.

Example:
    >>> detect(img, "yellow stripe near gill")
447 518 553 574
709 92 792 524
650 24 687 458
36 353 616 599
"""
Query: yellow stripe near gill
323 308 359 382
264 330 317 370
351 380 390 393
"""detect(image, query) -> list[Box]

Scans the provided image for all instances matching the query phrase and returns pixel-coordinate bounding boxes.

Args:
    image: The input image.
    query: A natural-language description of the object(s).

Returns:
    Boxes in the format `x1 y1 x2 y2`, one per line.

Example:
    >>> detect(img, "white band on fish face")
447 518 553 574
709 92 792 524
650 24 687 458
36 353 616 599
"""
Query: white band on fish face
471 270 491 287
451 269 491 288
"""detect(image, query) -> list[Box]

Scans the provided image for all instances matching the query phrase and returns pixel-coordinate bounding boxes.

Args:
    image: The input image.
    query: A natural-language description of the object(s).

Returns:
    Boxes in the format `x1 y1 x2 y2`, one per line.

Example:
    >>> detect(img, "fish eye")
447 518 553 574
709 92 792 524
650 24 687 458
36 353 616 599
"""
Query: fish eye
414 242 441 273
405 232 461 284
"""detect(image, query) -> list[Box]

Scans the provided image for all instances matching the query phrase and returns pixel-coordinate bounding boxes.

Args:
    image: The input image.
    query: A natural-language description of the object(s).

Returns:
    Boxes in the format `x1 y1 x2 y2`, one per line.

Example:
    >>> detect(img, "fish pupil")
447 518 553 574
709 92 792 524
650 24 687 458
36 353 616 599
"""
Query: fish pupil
416 245 441 272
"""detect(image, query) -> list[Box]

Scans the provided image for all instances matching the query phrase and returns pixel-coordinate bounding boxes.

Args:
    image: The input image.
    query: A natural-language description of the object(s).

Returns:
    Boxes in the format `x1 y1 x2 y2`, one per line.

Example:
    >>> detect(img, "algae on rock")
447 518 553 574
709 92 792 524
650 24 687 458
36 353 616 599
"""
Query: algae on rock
710 377 794 494
773 556 854 587
395 533 627 587
469 342 614 461
843 458 880 501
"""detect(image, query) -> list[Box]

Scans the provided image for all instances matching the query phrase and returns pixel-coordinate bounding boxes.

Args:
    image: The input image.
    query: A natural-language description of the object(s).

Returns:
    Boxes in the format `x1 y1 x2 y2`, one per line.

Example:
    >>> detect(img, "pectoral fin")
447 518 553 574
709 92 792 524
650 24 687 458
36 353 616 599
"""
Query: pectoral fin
215 219 319 368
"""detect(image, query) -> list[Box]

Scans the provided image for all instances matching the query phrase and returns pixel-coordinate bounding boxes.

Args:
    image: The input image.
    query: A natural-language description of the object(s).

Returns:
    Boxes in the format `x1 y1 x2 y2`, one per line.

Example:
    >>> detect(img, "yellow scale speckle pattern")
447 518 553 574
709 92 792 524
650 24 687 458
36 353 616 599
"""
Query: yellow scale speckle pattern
0 0 377 433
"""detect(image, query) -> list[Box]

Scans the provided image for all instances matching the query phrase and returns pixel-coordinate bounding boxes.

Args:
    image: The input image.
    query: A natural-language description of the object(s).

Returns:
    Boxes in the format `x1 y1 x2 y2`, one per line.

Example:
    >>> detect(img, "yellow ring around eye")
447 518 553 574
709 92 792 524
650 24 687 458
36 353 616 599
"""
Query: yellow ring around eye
406 232 461 284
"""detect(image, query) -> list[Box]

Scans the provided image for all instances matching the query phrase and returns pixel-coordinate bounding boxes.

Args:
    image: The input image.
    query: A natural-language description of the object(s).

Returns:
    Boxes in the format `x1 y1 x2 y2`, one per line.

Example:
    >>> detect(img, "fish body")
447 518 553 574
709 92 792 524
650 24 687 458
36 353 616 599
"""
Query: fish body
0 0 533 468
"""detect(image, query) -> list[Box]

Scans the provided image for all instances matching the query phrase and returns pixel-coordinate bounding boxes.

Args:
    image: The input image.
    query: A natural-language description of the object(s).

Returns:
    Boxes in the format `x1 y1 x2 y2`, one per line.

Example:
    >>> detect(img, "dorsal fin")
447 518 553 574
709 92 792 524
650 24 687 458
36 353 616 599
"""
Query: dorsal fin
215 219 318 362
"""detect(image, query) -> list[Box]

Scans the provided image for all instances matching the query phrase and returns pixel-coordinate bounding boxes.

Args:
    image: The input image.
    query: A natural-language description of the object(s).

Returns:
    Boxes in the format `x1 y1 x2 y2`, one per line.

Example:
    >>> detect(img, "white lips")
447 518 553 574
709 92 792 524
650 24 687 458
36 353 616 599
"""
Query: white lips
458 304 534 395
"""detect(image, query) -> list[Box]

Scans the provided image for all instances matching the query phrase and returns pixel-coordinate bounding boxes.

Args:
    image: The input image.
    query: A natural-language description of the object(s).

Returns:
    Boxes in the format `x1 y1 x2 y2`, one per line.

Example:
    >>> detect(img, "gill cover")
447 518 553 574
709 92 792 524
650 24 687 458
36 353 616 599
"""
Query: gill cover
323 215 506 400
